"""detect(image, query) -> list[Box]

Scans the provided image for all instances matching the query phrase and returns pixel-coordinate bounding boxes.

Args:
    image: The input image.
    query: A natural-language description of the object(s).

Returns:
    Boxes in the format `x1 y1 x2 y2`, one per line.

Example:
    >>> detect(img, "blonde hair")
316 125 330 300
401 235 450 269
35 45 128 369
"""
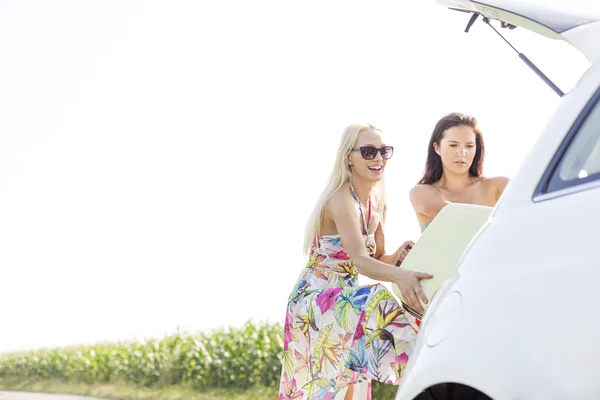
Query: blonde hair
303 123 387 255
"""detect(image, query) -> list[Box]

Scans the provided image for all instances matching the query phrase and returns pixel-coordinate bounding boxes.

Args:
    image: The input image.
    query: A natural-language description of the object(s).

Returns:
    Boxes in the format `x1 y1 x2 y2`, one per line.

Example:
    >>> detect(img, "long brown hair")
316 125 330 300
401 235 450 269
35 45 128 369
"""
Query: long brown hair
418 112 485 185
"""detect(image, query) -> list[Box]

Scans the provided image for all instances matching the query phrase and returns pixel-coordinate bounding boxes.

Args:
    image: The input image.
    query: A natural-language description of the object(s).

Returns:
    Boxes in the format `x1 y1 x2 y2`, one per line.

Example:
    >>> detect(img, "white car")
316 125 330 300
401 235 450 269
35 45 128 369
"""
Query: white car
397 1 600 399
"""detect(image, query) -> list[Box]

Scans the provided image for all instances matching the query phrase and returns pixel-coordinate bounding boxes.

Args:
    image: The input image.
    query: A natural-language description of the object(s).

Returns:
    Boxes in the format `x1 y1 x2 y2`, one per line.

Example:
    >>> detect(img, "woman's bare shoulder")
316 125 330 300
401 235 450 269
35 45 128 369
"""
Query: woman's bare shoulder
326 184 353 213
478 176 509 202
480 176 509 190
409 184 437 203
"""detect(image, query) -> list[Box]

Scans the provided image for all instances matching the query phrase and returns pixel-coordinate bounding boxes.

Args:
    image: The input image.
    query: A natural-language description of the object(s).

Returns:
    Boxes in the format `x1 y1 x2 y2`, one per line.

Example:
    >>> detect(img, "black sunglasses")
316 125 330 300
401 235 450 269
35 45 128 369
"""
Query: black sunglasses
351 145 394 160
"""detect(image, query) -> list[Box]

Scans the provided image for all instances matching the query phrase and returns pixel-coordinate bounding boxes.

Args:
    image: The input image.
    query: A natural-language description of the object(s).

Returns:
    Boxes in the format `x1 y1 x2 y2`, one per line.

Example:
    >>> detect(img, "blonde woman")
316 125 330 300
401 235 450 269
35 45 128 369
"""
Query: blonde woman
279 124 432 400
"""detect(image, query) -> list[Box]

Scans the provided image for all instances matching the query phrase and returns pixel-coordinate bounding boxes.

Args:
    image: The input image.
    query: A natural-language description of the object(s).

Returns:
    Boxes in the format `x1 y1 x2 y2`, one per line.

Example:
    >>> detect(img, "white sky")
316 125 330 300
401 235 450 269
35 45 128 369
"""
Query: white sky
0 0 591 353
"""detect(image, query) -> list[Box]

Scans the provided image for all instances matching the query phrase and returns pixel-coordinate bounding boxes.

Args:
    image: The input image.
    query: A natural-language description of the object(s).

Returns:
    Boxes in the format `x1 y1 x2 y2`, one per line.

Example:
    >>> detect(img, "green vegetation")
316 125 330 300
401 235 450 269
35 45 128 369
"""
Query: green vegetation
0 321 397 399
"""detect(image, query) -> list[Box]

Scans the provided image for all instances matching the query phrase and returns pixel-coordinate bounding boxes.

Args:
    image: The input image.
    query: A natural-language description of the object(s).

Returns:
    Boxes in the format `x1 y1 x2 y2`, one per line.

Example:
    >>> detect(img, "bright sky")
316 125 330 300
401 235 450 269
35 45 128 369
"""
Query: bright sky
0 0 591 354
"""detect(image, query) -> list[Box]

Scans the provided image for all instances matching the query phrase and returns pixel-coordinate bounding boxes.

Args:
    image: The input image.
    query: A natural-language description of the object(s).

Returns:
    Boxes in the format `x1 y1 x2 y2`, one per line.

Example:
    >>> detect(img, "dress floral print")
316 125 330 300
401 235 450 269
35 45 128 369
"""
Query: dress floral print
279 233 417 399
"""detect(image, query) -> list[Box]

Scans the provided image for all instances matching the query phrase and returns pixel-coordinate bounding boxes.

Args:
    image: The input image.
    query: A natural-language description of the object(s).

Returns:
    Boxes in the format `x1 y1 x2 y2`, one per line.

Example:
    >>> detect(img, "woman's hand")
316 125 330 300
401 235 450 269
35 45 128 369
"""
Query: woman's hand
395 240 415 264
394 268 433 314
378 240 415 265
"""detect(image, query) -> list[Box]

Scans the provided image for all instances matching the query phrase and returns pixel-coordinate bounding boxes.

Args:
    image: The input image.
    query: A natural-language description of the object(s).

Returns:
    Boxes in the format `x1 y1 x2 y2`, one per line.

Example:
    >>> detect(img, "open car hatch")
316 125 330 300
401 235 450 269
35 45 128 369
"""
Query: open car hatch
437 1 600 62
437 1 600 96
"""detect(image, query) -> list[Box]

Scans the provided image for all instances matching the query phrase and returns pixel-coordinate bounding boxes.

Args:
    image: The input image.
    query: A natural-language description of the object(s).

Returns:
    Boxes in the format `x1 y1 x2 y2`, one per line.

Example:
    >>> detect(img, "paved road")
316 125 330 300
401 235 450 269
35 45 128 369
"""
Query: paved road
0 392 105 400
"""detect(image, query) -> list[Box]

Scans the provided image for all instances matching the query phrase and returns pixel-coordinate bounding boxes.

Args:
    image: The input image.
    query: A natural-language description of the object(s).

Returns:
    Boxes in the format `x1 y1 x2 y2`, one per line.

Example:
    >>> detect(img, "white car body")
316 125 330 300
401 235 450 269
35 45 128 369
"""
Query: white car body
396 2 600 399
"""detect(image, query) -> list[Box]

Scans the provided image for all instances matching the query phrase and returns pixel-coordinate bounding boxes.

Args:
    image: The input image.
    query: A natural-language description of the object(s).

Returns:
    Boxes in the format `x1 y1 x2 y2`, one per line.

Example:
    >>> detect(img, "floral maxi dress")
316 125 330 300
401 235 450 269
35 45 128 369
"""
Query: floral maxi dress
279 229 417 399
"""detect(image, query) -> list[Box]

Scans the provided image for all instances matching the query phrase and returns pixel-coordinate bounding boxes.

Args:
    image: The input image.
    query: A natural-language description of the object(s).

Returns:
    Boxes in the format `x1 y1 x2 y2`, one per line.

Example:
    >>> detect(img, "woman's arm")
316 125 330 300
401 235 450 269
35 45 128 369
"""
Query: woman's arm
409 184 450 219
492 176 509 203
480 176 509 205
375 222 414 265
327 191 400 282
326 190 432 313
